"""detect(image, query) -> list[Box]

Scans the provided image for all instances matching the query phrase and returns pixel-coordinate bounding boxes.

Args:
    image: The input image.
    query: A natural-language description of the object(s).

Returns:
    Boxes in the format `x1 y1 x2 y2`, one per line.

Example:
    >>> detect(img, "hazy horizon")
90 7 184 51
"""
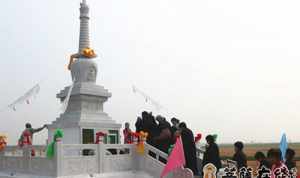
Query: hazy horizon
1 0 300 145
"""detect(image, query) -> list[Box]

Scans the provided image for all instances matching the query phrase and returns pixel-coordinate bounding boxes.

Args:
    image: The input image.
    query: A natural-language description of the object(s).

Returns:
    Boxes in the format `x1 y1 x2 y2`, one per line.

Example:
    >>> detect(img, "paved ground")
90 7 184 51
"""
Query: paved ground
0 171 154 178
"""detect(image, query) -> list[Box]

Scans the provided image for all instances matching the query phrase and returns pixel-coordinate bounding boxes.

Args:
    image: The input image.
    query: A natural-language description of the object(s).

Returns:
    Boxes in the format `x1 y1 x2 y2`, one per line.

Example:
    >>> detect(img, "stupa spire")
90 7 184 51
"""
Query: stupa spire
67 0 96 71
78 0 90 53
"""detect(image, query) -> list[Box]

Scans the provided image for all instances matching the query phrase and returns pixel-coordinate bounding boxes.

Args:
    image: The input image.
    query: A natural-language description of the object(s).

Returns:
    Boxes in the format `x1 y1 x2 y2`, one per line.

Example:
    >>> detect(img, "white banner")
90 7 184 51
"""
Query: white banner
132 85 165 111
8 84 40 111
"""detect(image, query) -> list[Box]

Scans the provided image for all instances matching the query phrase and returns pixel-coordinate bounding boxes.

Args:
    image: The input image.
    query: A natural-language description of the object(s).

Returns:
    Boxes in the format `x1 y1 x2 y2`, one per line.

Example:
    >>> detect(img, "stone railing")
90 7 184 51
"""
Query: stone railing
139 144 170 178
59 143 98 176
0 145 56 176
2 145 47 157
102 144 136 173
0 143 204 177
140 144 205 178
57 143 137 176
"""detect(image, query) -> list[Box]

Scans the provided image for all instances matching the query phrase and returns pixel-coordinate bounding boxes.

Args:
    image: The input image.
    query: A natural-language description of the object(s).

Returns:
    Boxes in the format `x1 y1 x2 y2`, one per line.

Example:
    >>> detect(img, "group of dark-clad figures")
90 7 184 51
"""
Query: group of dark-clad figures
123 111 298 177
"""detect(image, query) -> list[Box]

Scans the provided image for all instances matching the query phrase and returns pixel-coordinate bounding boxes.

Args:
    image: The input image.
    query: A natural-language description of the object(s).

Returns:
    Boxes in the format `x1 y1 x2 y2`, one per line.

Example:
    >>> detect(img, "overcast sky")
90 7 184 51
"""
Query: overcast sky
1 0 300 144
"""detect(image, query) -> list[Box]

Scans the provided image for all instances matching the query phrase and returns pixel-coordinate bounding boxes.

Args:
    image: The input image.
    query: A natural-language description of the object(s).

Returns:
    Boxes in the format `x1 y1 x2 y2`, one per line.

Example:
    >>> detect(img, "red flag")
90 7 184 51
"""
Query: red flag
160 137 186 178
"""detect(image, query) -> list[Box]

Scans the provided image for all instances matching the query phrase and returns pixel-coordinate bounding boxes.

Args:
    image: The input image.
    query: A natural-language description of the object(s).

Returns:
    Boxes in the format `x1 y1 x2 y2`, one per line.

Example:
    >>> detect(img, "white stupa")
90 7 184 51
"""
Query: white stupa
48 0 121 144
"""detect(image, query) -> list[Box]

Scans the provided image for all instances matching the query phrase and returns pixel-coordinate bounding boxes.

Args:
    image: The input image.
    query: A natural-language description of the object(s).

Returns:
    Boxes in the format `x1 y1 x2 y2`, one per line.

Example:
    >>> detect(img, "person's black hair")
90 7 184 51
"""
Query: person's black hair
25 123 32 129
286 148 296 158
156 115 164 122
234 141 244 150
254 151 266 160
267 148 274 158
267 148 281 160
171 117 179 123
178 122 187 129
142 111 148 117
206 135 215 143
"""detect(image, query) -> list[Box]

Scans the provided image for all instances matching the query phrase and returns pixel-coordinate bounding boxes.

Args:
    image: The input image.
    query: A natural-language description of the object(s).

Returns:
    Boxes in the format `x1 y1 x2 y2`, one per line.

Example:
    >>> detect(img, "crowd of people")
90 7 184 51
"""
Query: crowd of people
123 111 298 177
202 138 297 175
123 111 199 175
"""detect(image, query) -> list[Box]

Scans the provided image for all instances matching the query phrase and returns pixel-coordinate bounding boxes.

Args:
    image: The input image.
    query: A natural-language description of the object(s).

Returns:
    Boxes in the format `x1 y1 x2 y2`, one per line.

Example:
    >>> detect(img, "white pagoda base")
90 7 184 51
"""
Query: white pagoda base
48 82 121 144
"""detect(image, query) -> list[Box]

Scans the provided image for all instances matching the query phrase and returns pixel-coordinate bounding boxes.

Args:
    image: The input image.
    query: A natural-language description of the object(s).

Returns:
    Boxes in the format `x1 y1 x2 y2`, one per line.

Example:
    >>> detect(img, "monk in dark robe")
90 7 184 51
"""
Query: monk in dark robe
153 115 172 153
202 135 222 171
135 116 143 132
170 117 180 144
178 122 199 176
141 111 159 147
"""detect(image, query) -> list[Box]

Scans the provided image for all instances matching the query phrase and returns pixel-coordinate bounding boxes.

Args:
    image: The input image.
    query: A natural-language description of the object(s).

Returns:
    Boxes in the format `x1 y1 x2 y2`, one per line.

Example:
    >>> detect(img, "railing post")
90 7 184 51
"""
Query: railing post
140 144 147 171
22 146 32 173
97 142 104 173
0 149 4 171
23 146 31 158
0 150 4 156
55 141 63 177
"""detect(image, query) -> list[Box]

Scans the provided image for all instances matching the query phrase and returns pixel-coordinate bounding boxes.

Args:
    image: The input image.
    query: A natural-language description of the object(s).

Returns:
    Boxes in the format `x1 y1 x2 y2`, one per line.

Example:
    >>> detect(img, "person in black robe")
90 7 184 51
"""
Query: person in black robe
135 116 143 132
178 122 199 176
141 111 159 147
202 135 222 171
170 117 180 144
232 141 247 170
153 115 172 153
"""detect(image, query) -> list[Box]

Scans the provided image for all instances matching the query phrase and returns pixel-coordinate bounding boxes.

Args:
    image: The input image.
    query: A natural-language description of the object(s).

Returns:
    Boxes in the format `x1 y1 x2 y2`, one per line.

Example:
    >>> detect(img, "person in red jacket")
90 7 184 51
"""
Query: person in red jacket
123 122 133 144
18 123 47 147
18 123 47 156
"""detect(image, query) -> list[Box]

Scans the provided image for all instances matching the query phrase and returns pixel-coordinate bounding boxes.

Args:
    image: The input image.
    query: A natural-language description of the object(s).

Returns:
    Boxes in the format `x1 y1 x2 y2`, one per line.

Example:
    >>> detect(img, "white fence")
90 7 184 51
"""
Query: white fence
0 145 56 176
0 143 205 177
